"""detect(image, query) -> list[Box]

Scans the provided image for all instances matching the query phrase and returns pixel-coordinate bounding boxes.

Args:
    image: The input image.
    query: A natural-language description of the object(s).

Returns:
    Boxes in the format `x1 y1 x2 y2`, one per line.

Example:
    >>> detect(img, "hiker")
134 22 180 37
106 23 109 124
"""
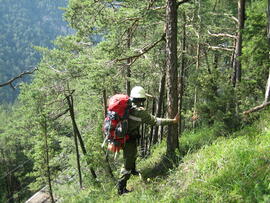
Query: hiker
117 86 179 195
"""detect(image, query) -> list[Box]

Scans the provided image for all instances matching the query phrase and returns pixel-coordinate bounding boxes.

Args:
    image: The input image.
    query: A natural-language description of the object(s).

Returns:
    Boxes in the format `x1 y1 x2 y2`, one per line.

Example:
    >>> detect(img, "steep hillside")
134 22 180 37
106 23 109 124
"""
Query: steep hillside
54 111 270 202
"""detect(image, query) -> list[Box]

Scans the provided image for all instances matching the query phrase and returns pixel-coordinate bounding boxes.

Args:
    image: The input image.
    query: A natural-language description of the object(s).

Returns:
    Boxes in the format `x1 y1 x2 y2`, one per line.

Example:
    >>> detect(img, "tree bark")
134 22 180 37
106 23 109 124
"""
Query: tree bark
43 115 55 203
73 118 83 188
102 90 108 116
179 10 186 134
232 0 245 87
265 71 270 103
267 0 270 39
126 29 132 95
101 89 115 180
152 72 166 144
149 99 156 149
243 101 270 115
66 94 97 180
165 0 179 157
193 1 201 129
266 0 270 102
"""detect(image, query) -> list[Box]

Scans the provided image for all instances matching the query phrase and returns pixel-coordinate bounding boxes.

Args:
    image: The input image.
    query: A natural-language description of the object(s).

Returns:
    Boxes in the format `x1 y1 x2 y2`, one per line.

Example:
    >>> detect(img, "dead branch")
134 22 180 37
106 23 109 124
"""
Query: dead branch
0 67 38 89
208 12 238 24
208 31 237 39
52 108 70 121
114 33 165 64
177 0 192 8
243 102 270 115
207 45 234 52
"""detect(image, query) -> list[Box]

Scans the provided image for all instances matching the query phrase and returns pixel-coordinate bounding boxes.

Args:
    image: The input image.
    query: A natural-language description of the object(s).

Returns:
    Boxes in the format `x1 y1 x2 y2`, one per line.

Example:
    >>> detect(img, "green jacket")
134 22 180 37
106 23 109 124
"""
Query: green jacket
128 104 175 137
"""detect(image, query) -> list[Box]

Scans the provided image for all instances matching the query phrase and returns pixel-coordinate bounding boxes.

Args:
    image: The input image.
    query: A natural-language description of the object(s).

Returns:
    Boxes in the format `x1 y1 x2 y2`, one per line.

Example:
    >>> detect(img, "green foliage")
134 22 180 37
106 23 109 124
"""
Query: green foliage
1 0 270 202
0 0 71 104
58 110 270 202
241 0 269 104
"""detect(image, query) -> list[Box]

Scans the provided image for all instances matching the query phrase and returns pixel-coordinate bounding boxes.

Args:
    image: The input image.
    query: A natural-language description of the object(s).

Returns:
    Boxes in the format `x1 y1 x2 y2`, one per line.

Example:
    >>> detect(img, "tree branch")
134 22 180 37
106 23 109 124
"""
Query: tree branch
208 31 237 39
52 108 70 121
114 33 166 64
243 102 270 115
177 0 192 8
207 45 234 52
0 67 38 89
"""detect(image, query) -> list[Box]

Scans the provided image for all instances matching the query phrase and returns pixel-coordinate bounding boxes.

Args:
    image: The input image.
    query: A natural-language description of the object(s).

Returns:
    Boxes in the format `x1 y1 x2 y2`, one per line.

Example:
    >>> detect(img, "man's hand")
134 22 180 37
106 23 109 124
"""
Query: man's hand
173 113 180 124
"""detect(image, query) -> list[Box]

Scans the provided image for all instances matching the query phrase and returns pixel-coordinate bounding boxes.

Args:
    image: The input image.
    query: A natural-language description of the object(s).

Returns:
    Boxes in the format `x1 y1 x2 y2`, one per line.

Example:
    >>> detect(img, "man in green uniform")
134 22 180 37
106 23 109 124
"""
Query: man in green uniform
118 86 179 195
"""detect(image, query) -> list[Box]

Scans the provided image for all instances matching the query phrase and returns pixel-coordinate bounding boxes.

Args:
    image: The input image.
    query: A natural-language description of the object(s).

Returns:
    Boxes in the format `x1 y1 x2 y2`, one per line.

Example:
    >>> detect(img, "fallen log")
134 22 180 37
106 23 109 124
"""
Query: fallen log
243 101 270 115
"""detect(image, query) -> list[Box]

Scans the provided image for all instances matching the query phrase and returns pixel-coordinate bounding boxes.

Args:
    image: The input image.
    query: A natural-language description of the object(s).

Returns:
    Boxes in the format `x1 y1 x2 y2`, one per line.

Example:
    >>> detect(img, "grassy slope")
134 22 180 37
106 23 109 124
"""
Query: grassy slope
61 111 270 203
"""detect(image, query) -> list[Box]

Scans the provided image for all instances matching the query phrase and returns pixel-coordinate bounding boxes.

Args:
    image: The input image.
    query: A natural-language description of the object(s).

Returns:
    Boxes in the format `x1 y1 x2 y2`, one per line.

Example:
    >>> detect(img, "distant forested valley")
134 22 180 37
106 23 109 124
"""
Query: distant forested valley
0 0 71 103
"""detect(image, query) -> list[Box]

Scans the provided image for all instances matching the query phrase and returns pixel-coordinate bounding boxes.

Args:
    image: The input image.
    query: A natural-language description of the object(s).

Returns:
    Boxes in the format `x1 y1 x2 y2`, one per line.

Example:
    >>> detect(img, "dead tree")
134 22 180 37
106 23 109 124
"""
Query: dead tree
232 0 246 87
152 72 166 145
65 92 97 180
42 115 55 203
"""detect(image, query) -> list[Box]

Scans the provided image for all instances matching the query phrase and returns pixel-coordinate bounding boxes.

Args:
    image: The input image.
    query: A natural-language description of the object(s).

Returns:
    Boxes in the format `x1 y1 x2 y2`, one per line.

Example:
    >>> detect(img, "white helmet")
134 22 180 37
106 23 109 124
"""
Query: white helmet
130 86 146 99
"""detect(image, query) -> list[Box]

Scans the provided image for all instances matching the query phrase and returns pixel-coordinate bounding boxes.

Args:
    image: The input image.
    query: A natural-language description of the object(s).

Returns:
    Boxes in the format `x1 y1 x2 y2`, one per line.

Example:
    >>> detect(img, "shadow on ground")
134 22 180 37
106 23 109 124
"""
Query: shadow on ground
141 154 182 180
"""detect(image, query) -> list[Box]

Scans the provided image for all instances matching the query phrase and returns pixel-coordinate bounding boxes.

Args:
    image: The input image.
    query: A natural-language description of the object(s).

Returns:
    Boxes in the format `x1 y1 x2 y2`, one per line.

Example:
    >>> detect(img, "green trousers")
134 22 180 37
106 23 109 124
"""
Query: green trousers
118 139 137 187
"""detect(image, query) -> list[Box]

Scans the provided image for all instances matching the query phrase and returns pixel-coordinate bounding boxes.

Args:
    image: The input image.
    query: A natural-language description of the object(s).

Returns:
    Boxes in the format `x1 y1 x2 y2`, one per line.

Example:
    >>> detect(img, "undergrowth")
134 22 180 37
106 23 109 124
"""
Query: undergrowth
58 110 270 202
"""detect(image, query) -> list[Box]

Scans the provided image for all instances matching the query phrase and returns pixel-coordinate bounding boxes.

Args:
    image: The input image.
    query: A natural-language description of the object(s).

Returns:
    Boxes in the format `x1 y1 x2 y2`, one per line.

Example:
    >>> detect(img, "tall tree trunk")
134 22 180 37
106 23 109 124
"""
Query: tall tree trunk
179 10 187 134
43 115 55 203
266 0 270 103
268 0 270 44
193 0 201 129
149 99 156 150
165 0 179 157
101 89 115 180
152 72 166 144
232 0 245 87
126 29 132 95
265 72 270 103
102 89 107 116
73 117 83 188
66 94 97 180
66 94 83 188
160 101 166 142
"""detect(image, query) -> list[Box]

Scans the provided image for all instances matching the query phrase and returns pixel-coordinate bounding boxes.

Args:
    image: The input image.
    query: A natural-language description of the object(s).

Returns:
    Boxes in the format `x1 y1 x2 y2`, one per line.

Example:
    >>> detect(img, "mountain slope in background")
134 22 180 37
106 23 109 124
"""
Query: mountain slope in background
0 0 71 103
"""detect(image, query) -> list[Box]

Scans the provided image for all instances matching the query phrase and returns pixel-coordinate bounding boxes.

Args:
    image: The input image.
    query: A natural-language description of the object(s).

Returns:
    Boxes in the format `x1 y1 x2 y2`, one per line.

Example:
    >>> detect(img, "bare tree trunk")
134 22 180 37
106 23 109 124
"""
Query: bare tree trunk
66 94 97 180
160 101 166 143
66 95 83 188
102 89 107 116
265 71 270 103
101 89 115 180
42 115 55 203
193 0 201 129
72 118 83 188
142 97 150 156
268 0 270 43
266 0 270 103
126 29 132 95
166 0 179 157
149 99 156 150
232 0 245 87
153 72 166 144
179 10 187 134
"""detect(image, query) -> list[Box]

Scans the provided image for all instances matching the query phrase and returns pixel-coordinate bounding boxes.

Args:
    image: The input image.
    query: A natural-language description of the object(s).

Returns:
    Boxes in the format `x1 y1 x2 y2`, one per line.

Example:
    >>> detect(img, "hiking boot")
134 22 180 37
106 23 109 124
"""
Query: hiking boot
118 187 131 195
118 181 131 195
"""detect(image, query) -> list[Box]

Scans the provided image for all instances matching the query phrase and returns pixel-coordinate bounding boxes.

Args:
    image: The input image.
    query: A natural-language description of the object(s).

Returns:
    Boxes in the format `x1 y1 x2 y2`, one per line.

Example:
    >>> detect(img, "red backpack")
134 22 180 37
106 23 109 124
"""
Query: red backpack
103 94 131 152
